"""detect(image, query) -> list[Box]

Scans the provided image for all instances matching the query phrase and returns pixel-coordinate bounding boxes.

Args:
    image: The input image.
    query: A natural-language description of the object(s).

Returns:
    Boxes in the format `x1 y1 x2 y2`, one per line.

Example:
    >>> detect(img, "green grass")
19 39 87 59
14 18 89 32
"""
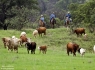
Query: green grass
0 27 95 70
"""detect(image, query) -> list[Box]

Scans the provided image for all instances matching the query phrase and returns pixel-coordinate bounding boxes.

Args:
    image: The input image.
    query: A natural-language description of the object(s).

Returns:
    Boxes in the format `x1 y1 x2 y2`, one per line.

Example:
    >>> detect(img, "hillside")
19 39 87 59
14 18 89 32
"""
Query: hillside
0 27 95 70
0 27 94 51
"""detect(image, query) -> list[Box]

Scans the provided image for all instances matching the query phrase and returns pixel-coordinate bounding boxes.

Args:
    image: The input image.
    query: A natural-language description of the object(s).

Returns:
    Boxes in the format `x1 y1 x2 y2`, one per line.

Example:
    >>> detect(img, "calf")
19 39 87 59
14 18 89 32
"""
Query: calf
78 48 86 57
33 29 38 38
25 42 36 54
38 45 47 54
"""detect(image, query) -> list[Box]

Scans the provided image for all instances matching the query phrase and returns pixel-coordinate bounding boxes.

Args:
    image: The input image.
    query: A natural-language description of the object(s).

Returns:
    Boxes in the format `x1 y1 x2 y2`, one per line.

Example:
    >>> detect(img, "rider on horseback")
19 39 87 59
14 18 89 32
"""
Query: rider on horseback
65 11 72 22
40 15 46 26
50 12 56 23
40 15 44 22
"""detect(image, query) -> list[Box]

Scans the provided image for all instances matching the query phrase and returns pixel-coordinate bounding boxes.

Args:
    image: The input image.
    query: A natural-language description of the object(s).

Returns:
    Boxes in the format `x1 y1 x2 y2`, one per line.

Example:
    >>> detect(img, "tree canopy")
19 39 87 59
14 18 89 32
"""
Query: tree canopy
0 0 39 30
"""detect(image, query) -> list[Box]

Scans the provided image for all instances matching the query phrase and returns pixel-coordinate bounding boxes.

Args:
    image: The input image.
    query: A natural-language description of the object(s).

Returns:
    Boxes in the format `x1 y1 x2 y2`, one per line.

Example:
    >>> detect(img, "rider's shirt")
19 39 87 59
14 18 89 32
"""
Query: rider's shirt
40 17 44 22
66 13 71 18
50 14 55 20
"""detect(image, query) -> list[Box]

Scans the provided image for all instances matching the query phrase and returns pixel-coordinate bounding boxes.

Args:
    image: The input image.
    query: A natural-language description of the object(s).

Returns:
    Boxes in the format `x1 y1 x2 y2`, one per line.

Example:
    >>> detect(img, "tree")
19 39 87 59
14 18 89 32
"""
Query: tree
0 0 38 30
68 0 95 32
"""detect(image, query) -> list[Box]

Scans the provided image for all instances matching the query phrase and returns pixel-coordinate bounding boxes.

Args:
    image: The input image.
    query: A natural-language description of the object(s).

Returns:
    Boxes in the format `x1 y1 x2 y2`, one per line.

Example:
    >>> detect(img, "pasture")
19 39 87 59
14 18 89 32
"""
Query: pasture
0 27 95 70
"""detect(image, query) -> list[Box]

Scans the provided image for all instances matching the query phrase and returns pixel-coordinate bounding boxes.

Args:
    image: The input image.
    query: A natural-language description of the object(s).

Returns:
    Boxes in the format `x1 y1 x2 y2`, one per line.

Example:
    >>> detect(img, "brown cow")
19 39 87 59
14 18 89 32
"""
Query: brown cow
67 42 79 56
20 35 31 46
2 37 11 48
38 45 47 54
74 28 85 37
36 27 46 37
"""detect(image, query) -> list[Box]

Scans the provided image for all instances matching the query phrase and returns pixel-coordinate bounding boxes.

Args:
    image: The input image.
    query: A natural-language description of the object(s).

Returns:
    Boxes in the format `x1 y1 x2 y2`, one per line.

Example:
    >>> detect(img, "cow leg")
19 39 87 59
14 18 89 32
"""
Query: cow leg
33 50 35 54
16 48 18 53
45 50 46 54
27 50 29 54
42 51 44 54
39 50 41 54
4 42 6 48
72 50 76 56
67 50 69 56
77 34 79 37
31 50 32 54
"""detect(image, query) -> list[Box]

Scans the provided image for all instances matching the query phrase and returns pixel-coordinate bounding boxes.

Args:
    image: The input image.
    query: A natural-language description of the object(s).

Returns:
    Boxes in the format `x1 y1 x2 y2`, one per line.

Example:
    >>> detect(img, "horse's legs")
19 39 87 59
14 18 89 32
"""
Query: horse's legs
53 24 54 29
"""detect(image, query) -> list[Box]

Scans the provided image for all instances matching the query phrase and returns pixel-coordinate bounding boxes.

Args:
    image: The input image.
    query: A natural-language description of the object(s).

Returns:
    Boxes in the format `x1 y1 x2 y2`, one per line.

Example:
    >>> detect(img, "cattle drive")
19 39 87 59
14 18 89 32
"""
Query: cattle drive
1 10 95 63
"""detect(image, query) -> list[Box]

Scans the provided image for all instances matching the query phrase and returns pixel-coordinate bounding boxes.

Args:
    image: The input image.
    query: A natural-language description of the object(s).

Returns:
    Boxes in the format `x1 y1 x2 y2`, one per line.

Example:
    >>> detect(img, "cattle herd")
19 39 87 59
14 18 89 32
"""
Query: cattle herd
1 27 95 57
2 27 47 54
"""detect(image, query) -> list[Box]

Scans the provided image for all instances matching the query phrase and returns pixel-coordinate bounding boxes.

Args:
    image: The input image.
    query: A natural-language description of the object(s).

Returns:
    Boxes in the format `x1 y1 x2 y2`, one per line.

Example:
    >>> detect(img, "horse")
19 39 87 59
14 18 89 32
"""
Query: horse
64 17 70 27
50 18 56 29
39 20 45 27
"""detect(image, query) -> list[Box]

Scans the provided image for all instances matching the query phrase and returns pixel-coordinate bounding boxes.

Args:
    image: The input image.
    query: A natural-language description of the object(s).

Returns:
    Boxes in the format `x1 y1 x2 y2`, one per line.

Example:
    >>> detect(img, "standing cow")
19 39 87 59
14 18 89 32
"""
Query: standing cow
36 27 46 37
25 42 36 54
2 37 11 48
74 28 85 37
67 42 79 56
38 45 47 54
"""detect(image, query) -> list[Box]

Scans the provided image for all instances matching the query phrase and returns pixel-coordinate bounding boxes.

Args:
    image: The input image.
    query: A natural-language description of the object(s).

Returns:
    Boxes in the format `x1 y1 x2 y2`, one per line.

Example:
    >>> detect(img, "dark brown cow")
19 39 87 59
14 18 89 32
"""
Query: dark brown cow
67 42 79 56
74 28 85 37
38 45 47 54
25 42 36 54
36 27 46 37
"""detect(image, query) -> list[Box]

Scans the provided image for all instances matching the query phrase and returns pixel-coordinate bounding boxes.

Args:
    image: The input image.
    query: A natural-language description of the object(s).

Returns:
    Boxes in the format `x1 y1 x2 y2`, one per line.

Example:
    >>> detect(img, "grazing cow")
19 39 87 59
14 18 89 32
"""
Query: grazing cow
67 42 79 56
25 42 36 54
36 27 46 37
78 48 86 57
38 45 47 54
93 45 95 53
33 29 38 38
74 28 85 37
2 37 11 48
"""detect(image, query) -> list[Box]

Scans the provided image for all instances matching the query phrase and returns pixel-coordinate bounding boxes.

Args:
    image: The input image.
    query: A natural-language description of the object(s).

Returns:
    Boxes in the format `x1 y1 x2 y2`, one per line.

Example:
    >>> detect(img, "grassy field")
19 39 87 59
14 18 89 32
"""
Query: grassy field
0 27 95 70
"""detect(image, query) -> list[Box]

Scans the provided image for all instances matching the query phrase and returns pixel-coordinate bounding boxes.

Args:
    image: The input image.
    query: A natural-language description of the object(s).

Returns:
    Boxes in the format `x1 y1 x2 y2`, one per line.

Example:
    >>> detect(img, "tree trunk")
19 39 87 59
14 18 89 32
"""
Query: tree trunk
3 22 9 30
3 24 8 30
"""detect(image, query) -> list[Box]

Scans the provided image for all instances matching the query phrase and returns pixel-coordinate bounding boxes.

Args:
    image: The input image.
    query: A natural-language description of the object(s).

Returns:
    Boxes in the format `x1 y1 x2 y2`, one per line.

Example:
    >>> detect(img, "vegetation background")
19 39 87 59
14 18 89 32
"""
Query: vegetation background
0 0 95 32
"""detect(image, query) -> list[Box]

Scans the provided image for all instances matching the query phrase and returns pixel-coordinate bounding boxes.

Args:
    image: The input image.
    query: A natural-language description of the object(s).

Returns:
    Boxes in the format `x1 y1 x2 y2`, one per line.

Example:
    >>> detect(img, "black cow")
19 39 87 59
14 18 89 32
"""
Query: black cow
25 42 36 54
